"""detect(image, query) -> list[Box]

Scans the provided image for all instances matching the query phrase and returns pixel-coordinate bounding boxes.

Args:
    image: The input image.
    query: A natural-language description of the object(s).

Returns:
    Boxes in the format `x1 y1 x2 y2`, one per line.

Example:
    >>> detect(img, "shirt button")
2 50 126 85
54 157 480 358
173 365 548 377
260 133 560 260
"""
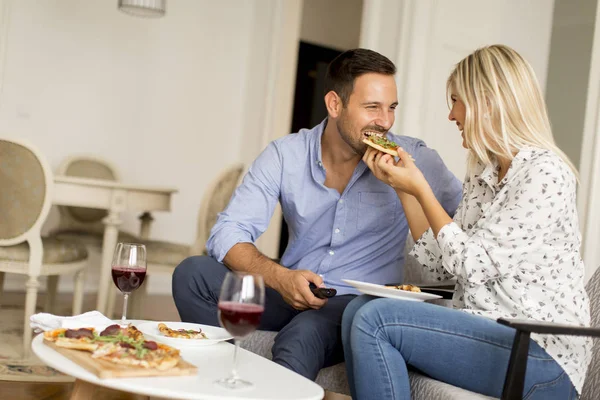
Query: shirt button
317 161 323 167
334 228 340 234
338 199 344 204
329 250 335 256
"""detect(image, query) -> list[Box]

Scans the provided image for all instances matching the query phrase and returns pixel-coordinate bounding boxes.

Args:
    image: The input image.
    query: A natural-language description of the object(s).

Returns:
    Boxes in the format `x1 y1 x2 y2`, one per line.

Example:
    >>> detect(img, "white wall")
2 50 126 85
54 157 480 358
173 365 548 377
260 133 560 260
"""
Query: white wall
0 0 303 295
300 0 362 50
361 0 555 180
546 0 597 169
0 0 256 245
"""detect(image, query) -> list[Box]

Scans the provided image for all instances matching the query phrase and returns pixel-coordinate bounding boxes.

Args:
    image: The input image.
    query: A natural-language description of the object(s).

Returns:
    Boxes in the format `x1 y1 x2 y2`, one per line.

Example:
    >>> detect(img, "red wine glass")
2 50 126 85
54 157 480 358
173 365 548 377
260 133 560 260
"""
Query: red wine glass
111 243 147 326
216 272 265 389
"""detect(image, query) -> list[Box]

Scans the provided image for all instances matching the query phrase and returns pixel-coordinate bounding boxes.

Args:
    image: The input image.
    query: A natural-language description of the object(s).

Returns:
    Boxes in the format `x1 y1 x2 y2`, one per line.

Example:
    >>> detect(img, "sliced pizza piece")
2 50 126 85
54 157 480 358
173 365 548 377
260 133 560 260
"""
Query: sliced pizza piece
92 341 180 370
390 284 421 293
363 133 400 156
43 328 99 351
158 323 208 339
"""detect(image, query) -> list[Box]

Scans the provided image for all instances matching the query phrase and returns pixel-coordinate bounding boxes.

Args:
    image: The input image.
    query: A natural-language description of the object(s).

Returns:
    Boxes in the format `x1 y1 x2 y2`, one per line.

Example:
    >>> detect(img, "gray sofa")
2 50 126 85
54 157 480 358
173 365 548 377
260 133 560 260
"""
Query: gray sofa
241 239 600 399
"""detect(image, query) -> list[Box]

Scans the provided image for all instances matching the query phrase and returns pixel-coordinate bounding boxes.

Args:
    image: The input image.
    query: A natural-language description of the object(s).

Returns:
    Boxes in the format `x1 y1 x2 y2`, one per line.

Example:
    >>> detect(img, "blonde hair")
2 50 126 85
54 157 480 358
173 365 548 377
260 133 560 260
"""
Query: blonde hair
446 44 578 177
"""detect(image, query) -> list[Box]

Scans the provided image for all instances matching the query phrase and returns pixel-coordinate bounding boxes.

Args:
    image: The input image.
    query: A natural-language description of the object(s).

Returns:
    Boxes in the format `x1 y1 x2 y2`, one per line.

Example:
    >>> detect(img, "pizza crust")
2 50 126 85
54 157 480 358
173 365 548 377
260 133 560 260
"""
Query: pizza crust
55 337 99 351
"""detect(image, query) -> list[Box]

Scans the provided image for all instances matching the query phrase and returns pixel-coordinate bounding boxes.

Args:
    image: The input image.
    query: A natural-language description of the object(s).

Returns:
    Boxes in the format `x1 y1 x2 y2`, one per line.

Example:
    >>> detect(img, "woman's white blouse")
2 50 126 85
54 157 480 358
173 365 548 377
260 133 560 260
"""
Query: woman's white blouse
410 147 591 393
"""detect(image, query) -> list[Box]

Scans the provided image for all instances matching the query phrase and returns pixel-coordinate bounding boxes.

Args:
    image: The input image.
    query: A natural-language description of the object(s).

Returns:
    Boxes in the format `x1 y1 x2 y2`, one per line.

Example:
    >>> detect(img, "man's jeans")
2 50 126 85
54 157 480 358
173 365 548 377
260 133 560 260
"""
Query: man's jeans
172 255 356 380
342 296 577 400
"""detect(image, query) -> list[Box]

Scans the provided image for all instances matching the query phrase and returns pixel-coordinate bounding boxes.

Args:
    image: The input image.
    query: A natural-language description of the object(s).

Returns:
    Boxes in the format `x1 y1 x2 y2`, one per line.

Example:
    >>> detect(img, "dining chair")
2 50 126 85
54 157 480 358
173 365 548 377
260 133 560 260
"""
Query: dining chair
49 155 138 313
0 137 88 356
115 163 246 318
51 154 139 248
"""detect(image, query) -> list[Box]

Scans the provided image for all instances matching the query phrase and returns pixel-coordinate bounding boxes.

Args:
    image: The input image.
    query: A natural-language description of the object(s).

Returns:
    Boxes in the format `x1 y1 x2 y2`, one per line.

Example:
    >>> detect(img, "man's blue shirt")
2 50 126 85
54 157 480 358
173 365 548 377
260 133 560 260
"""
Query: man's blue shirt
207 120 462 295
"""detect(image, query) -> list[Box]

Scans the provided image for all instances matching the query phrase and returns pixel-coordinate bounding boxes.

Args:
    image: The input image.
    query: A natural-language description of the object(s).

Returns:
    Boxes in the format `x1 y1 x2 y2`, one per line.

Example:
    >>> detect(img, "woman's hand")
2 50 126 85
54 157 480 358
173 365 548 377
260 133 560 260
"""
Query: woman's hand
362 146 430 198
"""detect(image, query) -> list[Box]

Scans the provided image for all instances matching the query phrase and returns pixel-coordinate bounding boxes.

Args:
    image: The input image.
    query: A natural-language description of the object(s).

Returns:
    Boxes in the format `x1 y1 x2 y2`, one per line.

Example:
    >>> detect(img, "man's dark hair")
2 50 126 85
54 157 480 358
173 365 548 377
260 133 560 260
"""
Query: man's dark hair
324 48 396 106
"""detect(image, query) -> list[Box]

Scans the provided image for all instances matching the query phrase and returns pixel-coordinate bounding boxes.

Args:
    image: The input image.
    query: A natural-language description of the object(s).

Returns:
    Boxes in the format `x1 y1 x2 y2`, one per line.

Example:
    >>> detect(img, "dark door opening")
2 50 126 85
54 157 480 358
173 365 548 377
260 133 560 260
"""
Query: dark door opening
278 41 343 259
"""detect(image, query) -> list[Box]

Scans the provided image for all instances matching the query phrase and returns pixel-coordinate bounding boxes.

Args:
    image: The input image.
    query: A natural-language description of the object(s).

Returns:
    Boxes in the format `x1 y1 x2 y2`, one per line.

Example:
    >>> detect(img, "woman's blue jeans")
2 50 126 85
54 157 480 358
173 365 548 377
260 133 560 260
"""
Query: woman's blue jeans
341 296 577 400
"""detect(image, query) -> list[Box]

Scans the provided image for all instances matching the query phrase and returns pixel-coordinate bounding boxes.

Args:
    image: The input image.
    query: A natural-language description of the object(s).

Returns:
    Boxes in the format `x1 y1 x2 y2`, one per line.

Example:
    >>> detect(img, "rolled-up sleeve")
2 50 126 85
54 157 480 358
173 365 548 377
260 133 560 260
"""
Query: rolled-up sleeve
206 143 282 262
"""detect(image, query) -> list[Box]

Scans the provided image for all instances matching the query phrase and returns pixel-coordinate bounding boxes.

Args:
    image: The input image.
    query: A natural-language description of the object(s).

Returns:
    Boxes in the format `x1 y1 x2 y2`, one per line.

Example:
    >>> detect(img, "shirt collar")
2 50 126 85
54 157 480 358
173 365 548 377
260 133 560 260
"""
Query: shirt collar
478 159 500 190
477 146 539 190
313 118 328 167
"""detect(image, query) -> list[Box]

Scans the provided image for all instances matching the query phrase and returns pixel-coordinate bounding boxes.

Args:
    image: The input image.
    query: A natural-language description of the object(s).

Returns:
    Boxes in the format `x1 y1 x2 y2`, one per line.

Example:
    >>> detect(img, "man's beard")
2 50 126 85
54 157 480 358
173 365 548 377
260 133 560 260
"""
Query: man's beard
336 114 365 155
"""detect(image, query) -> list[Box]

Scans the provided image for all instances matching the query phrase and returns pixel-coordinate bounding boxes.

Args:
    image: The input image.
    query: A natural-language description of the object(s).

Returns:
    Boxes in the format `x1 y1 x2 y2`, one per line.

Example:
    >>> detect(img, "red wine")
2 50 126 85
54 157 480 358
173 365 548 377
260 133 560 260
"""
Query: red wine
218 302 264 338
111 267 146 293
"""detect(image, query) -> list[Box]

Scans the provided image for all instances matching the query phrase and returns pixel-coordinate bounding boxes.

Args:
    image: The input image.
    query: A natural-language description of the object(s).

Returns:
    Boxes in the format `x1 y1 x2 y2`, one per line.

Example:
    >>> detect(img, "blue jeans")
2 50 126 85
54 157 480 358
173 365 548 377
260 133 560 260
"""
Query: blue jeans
342 296 577 400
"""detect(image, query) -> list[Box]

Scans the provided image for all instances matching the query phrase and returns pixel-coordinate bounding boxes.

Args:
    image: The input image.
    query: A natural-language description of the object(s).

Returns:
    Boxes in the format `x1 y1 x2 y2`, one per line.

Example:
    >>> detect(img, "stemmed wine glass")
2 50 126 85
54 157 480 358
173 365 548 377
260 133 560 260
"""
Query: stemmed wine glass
215 272 265 389
111 243 147 326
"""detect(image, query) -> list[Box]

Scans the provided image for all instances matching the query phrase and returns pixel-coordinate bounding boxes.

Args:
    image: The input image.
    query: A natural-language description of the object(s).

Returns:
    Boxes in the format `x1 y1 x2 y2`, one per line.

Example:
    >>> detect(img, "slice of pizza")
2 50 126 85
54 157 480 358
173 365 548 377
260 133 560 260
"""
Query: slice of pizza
91 340 180 370
43 327 99 351
44 323 182 370
158 323 208 339
362 132 400 156
387 284 422 293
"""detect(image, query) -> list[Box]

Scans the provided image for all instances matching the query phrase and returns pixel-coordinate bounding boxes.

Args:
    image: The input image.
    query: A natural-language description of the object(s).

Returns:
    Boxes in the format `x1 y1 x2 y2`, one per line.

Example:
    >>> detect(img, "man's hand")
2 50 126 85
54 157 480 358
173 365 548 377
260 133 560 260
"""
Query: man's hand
272 269 327 310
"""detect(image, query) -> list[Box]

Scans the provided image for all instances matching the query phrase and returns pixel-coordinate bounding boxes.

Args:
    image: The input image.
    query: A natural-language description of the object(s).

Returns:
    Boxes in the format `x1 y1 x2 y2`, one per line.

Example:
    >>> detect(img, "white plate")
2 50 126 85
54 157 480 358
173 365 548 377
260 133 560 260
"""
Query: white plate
136 321 232 347
342 279 443 302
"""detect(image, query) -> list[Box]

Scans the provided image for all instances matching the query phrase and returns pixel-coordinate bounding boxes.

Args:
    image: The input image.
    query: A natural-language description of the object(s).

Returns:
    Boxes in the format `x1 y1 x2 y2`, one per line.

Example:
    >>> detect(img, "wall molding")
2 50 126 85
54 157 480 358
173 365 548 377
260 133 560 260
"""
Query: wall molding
578 2 600 281
246 0 303 258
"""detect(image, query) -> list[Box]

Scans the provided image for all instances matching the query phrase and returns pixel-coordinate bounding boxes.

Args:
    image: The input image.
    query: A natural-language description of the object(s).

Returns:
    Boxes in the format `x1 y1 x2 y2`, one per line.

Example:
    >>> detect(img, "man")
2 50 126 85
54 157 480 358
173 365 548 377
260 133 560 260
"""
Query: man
172 49 462 380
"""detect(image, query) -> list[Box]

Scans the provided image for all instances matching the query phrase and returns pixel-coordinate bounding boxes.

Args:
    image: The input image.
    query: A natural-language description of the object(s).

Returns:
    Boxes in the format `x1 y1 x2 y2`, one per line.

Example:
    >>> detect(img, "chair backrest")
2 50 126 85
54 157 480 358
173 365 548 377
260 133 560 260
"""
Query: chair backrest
0 137 53 245
189 163 245 255
56 155 119 231
582 266 600 399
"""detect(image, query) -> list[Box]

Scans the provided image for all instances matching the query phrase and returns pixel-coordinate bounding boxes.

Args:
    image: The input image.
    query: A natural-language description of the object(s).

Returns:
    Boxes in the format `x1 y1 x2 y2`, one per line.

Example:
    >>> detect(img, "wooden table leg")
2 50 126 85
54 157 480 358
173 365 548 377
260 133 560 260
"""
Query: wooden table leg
139 212 154 239
70 379 150 400
128 212 154 319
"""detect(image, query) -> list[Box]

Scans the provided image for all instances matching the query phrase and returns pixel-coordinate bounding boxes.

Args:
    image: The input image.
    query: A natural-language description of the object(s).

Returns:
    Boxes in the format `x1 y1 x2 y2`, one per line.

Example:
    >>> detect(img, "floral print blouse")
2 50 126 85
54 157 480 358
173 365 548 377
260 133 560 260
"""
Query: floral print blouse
410 146 591 394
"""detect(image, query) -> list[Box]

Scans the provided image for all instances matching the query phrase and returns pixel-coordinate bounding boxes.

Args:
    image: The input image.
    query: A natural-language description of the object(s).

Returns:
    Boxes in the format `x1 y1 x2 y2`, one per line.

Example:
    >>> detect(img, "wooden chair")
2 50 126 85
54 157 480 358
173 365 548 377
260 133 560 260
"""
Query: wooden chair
0 137 88 356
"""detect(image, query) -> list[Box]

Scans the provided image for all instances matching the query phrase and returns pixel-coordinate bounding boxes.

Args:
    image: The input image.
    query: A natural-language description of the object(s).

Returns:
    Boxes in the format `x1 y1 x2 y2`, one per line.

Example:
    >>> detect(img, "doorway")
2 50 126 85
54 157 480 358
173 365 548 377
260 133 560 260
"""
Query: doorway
278 41 343 258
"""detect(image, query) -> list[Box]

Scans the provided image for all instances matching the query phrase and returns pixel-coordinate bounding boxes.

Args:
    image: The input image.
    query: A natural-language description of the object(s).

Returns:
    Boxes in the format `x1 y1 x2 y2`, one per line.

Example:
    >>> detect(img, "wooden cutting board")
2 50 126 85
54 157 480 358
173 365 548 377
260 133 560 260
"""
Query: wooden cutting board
44 340 198 379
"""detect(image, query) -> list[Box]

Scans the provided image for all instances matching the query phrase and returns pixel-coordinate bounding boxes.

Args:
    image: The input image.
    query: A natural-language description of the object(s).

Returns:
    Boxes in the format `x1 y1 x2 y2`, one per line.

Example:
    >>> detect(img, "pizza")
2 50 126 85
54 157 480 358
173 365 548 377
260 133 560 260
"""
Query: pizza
387 284 422 293
90 340 180 370
158 323 208 340
43 324 181 370
363 133 400 156
43 327 99 351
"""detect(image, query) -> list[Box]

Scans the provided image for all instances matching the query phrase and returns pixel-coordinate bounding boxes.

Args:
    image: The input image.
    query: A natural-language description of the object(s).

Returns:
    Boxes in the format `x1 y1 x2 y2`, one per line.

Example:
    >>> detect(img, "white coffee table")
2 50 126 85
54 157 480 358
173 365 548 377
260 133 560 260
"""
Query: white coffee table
32 334 324 400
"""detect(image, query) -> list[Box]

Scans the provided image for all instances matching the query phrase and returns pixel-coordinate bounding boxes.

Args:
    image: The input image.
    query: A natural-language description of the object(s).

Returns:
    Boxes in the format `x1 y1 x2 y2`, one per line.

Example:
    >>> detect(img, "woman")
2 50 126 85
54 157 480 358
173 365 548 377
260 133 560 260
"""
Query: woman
342 44 591 400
